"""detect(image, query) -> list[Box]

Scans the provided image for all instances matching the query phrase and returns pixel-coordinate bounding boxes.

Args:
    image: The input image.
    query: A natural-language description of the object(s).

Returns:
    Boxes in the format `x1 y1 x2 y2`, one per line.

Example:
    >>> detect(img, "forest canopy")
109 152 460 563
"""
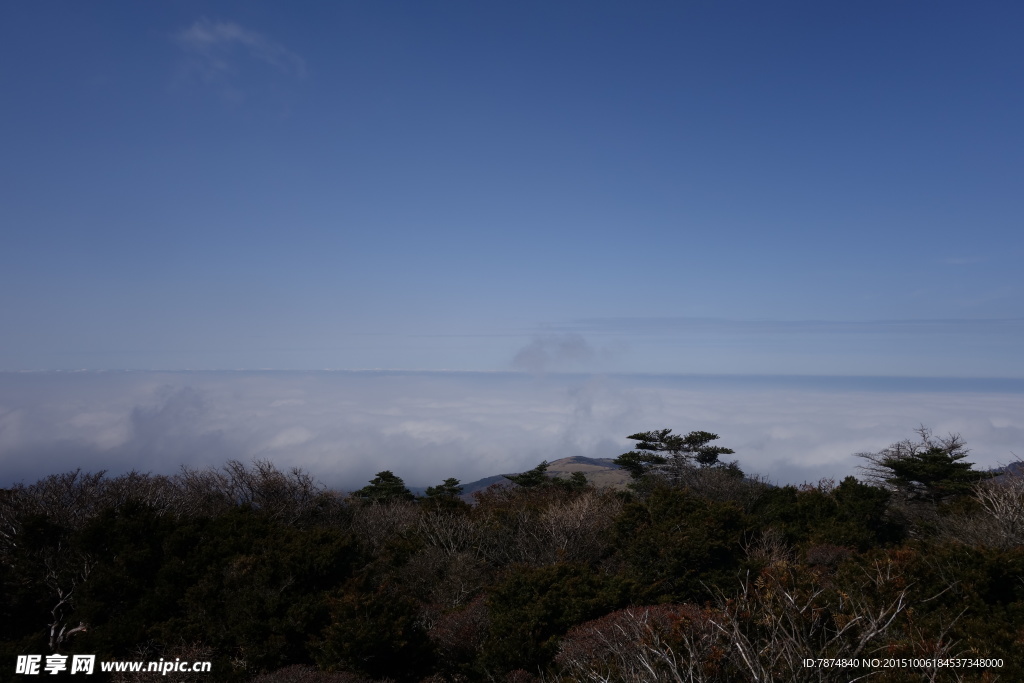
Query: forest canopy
1 427 1021 682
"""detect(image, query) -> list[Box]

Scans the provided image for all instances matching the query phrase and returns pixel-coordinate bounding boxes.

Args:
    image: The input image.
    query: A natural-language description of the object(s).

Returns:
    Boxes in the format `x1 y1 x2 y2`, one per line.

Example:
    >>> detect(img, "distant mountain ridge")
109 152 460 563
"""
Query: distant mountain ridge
418 458 1024 501
989 461 1024 481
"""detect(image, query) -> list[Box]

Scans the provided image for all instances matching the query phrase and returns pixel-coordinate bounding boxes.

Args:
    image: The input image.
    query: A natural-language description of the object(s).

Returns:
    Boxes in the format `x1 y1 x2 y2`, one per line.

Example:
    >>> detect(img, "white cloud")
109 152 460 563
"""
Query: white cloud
263 426 315 451
0 372 1021 490
387 421 470 445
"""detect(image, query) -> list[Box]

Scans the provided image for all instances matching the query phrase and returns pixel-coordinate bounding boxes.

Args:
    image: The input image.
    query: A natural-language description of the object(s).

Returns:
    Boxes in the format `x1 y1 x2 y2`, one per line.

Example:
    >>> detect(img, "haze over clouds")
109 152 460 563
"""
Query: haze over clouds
2 372 1021 490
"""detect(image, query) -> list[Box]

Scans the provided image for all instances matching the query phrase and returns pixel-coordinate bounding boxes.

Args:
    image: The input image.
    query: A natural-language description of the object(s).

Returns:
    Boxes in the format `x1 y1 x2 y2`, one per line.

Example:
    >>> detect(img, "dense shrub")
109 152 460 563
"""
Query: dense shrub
613 484 750 603
479 563 627 675
752 476 903 550
0 450 1017 682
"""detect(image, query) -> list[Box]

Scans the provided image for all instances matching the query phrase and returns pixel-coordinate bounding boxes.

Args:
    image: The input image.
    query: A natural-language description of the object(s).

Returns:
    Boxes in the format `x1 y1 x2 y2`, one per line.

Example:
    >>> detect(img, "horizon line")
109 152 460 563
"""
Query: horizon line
3 368 1024 382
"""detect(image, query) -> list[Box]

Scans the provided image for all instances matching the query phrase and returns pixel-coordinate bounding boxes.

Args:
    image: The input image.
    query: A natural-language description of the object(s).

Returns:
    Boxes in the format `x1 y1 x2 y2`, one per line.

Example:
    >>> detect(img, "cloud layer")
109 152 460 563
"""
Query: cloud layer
1 372 1021 491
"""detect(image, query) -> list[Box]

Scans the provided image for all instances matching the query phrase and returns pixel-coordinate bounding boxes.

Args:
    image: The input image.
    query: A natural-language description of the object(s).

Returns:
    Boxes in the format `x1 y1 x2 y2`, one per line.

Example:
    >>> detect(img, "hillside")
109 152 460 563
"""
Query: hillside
457 455 630 499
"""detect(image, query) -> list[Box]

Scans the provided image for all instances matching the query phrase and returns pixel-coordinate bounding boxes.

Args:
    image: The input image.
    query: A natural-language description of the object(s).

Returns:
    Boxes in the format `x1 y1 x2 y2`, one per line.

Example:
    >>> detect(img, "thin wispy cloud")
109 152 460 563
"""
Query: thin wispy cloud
568 316 1024 337
939 256 985 266
173 18 306 96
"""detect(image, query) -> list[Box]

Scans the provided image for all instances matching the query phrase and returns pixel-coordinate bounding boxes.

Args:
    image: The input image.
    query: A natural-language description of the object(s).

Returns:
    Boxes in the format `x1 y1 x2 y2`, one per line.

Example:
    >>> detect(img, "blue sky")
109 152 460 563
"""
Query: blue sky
2 3 1024 485
3 1 1023 375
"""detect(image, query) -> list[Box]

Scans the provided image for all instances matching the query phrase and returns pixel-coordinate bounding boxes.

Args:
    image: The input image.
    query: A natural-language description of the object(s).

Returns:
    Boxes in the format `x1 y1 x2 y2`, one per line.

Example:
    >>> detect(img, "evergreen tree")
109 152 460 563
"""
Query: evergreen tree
507 461 552 488
425 477 463 499
423 477 467 510
351 471 415 503
857 426 990 503
506 463 590 491
614 429 736 482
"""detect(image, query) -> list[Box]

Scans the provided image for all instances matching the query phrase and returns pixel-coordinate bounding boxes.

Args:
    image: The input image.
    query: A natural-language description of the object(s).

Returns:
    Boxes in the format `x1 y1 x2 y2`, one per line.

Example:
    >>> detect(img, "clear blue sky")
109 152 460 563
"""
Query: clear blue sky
3 1 1023 375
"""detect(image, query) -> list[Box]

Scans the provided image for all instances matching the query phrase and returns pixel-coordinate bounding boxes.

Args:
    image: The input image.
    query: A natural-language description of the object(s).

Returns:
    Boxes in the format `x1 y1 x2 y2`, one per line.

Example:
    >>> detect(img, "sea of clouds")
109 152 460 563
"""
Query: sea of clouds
1 371 1022 491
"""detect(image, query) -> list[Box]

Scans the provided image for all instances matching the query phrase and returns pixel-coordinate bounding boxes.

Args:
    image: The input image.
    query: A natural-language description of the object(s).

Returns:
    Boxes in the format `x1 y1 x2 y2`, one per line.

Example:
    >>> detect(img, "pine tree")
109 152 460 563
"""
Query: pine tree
856 426 990 503
614 429 736 482
351 471 415 502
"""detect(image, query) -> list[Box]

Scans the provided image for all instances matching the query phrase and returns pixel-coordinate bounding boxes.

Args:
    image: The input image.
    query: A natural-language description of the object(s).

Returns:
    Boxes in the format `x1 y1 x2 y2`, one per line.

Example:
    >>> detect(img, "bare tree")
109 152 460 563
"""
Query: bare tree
556 604 725 683
670 466 771 512
348 500 420 555
471 485 622 568
0 470 107 651
537 489 623 565
417 509 481 558
109 641 217 683
708 564 913 682
177 459 341 524
556 557 964 682
46 557 92 651
972 463 1024 546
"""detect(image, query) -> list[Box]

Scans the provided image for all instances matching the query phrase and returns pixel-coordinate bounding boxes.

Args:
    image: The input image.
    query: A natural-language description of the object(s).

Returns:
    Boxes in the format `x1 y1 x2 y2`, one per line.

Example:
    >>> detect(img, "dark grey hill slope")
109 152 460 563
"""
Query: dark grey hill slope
455 455 629 499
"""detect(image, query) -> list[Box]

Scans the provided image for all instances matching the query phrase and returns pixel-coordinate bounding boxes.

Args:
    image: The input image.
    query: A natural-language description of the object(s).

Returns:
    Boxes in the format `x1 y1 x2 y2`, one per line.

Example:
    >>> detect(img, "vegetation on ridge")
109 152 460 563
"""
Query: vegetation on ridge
1 427 1021 682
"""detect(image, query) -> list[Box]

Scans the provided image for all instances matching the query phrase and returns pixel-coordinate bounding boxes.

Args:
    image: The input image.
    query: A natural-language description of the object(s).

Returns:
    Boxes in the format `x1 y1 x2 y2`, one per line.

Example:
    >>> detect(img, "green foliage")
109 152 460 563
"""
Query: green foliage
425 477 464 499
613 484 749 603
175 517 360 672
752 477 904 550
480 564 626 675
71 504 362 679
507 460 552 488
1 436 1019 681
836 544 1024 679
351 470 415 503
316 580 433 682
614 449 666 479
74 501 180 656
615 428 736 481
830 476 905 545
857 427 991 503
507 462 591 493
883 447 987 501
561 471 590 492
423 477 469 512
0 516 65 657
